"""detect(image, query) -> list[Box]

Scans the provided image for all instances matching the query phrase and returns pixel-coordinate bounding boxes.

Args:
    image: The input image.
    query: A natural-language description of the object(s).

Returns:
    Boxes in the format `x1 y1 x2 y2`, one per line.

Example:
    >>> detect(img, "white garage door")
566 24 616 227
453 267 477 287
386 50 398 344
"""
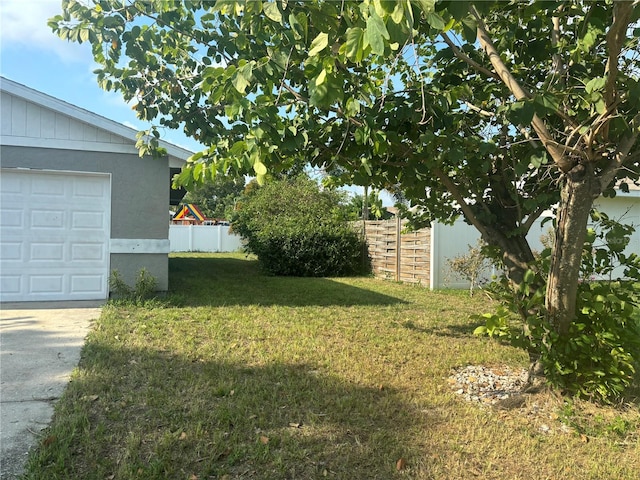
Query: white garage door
0 169 111 302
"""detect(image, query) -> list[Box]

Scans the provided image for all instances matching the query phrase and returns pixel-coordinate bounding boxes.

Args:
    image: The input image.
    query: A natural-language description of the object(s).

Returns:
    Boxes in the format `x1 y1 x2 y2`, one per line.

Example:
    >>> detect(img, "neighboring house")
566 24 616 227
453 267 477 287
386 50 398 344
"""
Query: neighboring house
0 77 190 302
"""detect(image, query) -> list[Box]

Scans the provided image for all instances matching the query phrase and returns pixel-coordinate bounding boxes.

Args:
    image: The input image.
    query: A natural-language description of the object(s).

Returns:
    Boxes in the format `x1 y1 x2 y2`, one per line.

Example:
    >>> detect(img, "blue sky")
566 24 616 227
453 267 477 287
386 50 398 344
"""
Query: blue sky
0 0 388 203
0 0 203 153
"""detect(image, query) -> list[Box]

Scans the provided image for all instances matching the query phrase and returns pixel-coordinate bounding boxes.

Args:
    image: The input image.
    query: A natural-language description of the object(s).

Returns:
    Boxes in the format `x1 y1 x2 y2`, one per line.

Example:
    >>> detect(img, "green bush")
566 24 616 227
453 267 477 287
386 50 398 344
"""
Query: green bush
476 211 640 403
231 175 369 277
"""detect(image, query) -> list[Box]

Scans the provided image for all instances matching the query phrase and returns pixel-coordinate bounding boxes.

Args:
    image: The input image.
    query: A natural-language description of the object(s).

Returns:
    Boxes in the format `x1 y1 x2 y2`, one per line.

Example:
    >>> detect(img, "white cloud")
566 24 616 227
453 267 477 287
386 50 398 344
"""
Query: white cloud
0 0 90 61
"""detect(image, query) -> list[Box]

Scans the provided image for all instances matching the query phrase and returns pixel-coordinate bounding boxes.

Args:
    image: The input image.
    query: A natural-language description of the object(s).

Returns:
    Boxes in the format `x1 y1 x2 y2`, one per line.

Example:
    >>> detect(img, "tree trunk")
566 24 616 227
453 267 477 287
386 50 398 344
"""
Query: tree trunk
545 164 601 335
482 230 543 380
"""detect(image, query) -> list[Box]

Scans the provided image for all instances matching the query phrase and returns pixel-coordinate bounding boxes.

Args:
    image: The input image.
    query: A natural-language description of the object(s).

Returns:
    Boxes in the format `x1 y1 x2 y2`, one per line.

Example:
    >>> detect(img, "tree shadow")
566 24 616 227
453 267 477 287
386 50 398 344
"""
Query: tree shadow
30 341 425 479
168 256 406 307
400 318 486 339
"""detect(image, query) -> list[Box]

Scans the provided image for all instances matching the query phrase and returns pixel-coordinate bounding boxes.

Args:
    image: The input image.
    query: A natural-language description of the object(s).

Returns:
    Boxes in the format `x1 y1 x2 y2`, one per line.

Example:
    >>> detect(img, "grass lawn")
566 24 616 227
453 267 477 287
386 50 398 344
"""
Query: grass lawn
23 253 639 479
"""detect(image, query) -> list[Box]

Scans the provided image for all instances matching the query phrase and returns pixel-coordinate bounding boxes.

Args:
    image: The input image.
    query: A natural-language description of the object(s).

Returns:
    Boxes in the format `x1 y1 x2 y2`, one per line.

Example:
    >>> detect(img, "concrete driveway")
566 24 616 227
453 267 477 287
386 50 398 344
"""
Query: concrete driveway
0 301 102 479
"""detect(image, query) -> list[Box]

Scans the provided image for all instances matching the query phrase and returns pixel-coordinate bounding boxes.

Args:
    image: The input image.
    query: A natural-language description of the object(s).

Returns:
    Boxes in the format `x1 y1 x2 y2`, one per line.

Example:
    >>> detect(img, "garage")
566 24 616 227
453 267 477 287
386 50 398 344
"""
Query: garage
1 77 191 302
0 169 111 302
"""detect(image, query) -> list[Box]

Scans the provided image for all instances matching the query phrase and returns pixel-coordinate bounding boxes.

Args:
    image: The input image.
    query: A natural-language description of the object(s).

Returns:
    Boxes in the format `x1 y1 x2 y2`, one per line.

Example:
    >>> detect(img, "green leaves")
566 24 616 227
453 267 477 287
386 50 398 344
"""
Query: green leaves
308 32 328 57
365 10 389 56
308 70 343 108
344 27 367 62
262 2 282 23
232 61 254 94
585 76 606 94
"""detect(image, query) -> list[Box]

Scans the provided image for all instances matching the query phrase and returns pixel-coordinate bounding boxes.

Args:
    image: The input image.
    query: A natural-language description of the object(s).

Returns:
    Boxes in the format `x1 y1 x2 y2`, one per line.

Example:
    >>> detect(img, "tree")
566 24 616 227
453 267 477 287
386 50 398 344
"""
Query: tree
344 189 391 220
52 1 640 395
182 174 245 219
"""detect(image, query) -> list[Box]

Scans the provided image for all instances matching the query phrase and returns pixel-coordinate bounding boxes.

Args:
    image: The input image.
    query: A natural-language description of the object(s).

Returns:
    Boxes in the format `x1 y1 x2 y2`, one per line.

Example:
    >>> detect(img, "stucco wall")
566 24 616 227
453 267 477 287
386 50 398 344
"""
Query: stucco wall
110 253 168 291
1 146 168 239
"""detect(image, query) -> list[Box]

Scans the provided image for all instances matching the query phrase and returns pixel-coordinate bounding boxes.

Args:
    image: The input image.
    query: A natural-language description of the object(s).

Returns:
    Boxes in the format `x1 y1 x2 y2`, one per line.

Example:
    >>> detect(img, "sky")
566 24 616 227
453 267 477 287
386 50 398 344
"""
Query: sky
0 0 389 203
0 0 203 153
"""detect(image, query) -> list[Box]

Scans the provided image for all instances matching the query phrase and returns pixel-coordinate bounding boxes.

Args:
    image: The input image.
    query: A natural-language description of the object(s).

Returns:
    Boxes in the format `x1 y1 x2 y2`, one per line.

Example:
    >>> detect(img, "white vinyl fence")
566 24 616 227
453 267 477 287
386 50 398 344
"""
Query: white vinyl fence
169 224 244 252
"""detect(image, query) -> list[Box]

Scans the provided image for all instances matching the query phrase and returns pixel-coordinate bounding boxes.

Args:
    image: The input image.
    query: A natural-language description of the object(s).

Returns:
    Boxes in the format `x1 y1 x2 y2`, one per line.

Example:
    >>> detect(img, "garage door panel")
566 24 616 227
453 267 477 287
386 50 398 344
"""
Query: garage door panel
1 275 21 294
0 242 21 260
31 175 66 196
31 209 65 229
70 274 104 294
0 209 23 228
0 169 110 302
73 177 109 198
30 275 64 295
72 210 107 229
30 242 65 261
71 242 106 262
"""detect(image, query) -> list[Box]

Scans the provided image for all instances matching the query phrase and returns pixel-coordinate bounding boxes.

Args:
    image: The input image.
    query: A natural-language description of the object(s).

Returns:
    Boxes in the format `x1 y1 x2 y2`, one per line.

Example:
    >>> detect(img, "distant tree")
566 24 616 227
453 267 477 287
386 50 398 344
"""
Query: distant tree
345 190 392 220
182 175 245 220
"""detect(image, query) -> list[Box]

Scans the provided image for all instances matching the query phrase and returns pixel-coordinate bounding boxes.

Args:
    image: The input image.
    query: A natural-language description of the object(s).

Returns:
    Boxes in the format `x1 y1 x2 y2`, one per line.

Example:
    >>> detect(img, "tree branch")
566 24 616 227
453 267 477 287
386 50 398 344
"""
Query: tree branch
433 168 491 240
463 101 494 118
522 205 547 234
469 5 574 173
280 83 364 127
439 31 500 81
599 112 640 191
550 13 565 83
604 1 634 110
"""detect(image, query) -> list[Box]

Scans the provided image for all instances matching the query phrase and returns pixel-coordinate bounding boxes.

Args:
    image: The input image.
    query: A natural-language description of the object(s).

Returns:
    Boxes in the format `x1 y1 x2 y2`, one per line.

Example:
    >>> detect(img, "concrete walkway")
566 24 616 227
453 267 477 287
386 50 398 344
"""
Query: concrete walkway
0 301 102 479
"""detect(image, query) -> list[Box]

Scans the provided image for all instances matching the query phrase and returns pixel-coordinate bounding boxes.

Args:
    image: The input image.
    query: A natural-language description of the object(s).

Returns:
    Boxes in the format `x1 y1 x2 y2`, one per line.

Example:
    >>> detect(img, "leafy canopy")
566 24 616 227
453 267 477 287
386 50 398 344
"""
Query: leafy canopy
182 174 245 219
50 1 639 235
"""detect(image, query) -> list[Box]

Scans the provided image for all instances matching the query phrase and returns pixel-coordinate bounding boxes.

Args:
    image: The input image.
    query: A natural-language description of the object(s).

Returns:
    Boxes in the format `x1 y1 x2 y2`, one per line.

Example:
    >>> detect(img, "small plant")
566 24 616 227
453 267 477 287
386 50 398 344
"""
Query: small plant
109 268 158 304
446 239 492 296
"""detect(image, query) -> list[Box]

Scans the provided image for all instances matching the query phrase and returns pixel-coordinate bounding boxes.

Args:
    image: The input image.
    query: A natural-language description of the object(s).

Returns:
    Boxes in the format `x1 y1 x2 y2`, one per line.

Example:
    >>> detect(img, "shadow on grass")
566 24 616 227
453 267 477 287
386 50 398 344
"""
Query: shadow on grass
27 340 423 479
168 256 406 307
401 318 487 339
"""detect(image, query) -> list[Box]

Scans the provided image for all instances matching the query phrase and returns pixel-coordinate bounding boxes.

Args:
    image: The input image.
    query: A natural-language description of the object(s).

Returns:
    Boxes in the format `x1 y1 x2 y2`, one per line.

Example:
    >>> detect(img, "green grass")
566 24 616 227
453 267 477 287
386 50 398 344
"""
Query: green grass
23 253 639 479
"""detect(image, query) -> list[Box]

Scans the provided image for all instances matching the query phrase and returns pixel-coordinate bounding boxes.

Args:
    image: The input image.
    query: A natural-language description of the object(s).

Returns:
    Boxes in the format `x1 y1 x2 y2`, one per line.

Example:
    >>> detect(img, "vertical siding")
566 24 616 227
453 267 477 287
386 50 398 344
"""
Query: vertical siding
40 108 56 138
26 102 41 138
0 92 12 136
11 97 27 136
54 113 70 139
1 92 135 147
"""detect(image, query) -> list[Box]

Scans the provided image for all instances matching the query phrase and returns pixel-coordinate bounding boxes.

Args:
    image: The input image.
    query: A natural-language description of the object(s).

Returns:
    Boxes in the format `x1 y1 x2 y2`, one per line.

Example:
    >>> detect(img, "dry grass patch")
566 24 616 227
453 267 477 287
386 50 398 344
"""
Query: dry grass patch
23 253 639 479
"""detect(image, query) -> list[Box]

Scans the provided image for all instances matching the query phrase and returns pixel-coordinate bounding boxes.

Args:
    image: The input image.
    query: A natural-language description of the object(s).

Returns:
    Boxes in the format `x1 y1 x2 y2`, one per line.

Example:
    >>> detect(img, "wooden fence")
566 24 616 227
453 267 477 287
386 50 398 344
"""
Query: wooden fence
361 218 431 286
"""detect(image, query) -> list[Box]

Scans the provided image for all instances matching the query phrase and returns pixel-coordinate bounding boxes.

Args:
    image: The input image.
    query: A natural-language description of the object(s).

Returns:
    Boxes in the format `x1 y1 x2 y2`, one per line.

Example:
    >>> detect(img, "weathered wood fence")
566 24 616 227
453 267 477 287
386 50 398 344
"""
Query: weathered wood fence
361 218 431 286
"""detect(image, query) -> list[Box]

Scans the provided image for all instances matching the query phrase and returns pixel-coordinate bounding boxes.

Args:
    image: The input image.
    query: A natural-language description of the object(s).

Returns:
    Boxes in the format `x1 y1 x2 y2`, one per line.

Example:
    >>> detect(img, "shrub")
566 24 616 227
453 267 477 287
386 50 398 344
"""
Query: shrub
446 239 492 296
231 175 369 277
476 211 640 403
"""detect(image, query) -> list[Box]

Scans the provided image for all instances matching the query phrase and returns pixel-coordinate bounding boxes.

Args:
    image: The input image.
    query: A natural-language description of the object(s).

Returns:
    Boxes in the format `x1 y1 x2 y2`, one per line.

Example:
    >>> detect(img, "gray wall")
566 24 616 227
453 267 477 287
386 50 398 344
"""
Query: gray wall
1 145 170 291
